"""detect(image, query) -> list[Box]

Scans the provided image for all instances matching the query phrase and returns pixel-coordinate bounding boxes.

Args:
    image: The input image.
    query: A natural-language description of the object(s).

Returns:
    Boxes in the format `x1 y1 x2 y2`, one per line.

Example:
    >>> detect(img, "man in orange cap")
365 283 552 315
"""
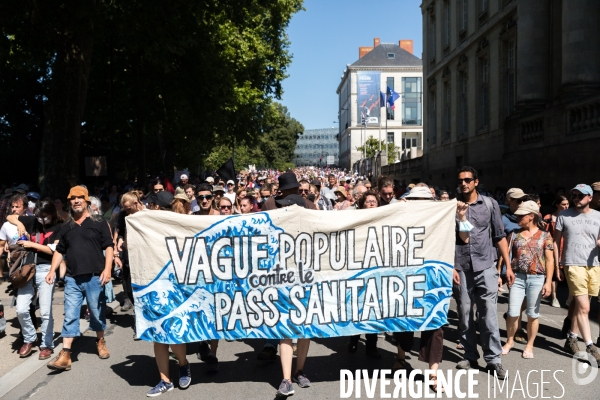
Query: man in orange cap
45 186 115 371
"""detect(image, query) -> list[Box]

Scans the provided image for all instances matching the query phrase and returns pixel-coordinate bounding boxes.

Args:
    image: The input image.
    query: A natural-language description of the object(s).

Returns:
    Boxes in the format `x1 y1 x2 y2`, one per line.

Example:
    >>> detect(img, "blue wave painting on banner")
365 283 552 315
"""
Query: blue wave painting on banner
126 202 457 344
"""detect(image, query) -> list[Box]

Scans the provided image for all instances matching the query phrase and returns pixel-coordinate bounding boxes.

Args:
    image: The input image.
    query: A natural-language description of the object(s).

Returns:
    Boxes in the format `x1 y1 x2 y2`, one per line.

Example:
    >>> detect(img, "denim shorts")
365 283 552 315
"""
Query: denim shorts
507 273 545 318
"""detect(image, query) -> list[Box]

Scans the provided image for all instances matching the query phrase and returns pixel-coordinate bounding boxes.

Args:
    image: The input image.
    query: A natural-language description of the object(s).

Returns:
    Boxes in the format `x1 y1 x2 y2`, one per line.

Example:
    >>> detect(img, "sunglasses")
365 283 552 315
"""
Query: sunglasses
298 189 310 193
571 193 587 200
196 194 213 200
457 178 475 184
511 198 524 204
220 205 232 210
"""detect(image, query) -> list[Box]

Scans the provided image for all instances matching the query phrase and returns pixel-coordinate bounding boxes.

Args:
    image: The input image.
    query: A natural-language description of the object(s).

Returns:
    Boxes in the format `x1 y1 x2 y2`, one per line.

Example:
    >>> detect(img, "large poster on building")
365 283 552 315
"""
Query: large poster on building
126 201 456 344
356 71 381 125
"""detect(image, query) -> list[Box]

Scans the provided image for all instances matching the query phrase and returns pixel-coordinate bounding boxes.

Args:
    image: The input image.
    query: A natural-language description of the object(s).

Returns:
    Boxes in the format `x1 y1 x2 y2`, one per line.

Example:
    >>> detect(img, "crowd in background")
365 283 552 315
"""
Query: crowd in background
0 166 599 397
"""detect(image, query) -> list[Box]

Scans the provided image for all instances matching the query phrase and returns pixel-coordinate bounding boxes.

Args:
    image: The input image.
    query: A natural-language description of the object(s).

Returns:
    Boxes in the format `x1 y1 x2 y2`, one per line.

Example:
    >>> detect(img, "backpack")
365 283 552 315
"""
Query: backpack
8 236 38 289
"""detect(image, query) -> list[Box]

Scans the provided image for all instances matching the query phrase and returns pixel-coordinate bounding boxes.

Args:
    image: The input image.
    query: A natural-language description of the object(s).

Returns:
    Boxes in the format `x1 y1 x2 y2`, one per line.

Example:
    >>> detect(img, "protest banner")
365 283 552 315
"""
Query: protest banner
126 201 457 344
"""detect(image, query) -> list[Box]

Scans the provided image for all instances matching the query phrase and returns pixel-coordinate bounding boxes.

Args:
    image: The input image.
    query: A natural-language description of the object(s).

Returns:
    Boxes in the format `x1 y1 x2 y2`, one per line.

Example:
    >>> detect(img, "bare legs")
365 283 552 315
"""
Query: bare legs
154 343 187 383
280 338 310 380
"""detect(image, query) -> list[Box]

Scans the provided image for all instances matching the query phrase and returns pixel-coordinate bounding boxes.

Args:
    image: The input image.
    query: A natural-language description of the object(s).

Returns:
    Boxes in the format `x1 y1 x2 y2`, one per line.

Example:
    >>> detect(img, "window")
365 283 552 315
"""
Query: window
458 71 468 137
479 0 489 21
478 57 489 130
458 0 468 34
402 137 419 150
387 77 395 120
387 132 394 144
443 0 451 49
387 53 395 59
402 77 422 125
443 81 451 141
428 13 436 61
506 39 516 116
429 91 437 145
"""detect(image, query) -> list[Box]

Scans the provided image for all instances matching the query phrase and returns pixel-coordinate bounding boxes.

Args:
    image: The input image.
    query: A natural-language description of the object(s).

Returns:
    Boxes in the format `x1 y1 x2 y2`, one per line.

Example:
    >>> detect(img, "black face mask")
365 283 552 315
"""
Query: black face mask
308 194 316 202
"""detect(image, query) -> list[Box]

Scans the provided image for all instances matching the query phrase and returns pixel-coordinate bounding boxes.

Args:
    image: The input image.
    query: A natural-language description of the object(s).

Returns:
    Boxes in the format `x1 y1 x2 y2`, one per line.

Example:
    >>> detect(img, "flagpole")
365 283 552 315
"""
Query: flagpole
378 83 381 153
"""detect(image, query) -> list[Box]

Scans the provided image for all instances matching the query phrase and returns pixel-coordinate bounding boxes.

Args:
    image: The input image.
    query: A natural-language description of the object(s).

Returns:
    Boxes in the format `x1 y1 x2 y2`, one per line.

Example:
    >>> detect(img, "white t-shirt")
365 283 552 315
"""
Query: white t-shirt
0 221 19 245
224 193 236 203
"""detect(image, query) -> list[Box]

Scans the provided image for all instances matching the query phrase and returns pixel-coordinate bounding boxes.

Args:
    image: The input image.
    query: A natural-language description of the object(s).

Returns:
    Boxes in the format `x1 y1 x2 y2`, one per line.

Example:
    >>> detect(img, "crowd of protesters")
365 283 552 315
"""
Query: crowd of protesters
0 165 599 397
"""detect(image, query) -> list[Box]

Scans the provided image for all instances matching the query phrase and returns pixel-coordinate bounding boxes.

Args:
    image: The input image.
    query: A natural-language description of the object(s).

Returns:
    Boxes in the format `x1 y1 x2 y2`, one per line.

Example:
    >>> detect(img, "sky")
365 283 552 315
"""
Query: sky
280 0 424 131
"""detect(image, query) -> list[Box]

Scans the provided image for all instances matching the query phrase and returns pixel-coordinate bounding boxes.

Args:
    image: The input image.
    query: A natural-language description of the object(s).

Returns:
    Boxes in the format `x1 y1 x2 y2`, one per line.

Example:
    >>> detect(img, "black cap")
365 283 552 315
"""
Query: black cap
275 194 306 208
148 191 174 208
310 179 321 187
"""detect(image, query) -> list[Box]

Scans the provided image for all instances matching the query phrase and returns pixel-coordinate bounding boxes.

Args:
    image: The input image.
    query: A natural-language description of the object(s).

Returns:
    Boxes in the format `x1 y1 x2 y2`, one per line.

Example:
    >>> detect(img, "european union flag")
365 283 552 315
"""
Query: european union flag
387 86 400 110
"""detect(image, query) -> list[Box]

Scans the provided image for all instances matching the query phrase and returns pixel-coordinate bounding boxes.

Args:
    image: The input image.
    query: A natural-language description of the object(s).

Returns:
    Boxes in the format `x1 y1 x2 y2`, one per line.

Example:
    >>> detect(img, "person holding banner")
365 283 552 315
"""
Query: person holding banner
274 195 312 397
453 166 513 380
145 195 192 396
347 190 382 358
392 186 468 393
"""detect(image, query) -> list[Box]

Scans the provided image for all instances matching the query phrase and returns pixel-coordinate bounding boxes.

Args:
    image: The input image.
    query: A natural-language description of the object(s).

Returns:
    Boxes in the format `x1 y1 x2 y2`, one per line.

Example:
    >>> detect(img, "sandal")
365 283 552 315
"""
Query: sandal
501 343 514 355
522 350 534 359
392 358 406 373
429 374 445 393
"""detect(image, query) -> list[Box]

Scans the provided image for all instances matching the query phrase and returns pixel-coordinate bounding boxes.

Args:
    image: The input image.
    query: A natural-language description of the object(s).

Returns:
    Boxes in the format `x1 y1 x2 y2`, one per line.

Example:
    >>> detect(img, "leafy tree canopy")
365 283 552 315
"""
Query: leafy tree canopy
0 0 304 195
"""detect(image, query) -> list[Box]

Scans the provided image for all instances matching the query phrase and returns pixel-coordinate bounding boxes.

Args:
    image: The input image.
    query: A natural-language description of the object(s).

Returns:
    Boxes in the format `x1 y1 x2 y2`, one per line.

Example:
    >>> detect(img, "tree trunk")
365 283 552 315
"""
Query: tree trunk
38 4 95 199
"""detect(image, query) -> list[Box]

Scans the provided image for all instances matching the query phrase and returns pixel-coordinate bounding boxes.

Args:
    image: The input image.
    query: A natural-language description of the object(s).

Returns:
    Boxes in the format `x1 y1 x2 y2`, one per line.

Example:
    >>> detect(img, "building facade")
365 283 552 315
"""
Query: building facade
384 0 600 190
336 39 424 171
295 128 339 166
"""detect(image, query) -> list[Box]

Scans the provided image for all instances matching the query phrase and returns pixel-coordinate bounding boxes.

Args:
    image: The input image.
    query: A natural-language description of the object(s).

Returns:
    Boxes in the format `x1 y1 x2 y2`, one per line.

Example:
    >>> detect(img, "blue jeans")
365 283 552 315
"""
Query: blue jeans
17 264 55 348
62 274 106 337
508 273 545 319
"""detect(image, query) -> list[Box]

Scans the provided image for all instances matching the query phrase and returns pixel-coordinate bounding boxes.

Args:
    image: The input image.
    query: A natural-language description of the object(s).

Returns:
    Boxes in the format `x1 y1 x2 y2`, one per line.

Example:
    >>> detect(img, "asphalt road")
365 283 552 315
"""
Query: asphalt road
0 280 598 400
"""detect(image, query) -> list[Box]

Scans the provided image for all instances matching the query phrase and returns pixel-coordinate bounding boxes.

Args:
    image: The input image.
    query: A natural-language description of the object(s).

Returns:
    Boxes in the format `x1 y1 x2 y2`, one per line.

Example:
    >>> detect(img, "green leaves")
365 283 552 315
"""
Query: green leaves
0 0 304 185
356 136 399 164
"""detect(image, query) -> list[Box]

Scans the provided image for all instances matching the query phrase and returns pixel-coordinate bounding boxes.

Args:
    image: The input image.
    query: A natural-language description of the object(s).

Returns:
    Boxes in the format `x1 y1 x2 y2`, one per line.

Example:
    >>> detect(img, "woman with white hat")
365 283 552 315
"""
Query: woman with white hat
502 201 554 359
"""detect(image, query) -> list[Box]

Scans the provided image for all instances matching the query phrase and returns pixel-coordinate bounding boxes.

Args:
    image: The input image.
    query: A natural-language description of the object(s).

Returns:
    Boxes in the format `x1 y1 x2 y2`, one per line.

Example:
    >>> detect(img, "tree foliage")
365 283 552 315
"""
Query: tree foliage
356 136 399 164
204 102 303 172
0 0 304 196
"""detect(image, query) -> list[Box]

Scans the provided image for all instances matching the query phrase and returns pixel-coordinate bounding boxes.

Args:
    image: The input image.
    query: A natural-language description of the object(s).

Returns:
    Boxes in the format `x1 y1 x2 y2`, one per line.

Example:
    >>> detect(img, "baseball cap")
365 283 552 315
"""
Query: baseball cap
310 179 321 187
506 188 527 199
514 200 540 215
205 177 215 183
212 185 225 193
26 192 40 200
227 180 235 185
180 174 188 180
571 184 593 196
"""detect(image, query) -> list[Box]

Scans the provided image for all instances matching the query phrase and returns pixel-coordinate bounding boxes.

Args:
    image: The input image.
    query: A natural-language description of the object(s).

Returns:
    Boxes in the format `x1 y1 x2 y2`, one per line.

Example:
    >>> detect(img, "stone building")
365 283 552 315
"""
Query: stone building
336 39 423 171
383 0 600 191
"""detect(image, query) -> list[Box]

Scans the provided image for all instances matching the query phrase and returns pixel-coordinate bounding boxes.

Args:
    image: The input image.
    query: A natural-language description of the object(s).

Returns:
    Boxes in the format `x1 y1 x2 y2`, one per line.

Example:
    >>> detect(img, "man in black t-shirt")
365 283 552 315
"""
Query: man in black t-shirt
45 186 114 371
